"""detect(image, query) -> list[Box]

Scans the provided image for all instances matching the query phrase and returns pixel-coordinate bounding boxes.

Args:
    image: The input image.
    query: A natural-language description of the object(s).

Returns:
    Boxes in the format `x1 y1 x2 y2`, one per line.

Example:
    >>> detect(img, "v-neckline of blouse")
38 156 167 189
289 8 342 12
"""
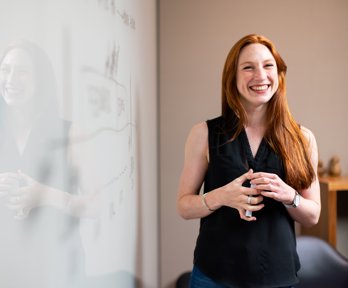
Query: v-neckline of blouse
240 129 266 169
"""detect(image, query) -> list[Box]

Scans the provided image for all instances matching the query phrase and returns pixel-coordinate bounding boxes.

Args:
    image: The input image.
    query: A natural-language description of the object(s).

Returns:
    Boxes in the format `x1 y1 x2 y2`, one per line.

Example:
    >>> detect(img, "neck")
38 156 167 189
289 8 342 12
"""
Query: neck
245 106 267 129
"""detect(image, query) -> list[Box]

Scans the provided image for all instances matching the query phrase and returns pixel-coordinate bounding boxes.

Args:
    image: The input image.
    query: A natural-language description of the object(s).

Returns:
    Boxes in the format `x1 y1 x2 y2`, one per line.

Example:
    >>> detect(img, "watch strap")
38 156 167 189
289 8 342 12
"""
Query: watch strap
284 191 300 208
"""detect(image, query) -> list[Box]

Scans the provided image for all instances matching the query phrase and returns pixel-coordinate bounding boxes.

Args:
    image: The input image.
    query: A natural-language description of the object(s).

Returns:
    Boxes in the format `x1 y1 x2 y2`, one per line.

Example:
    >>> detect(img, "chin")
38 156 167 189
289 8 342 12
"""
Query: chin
3 95 26 107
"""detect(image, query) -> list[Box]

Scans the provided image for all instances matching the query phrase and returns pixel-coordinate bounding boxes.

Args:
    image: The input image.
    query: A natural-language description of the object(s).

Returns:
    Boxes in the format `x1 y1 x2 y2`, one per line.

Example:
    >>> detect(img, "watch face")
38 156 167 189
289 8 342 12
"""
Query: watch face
293 194 300 207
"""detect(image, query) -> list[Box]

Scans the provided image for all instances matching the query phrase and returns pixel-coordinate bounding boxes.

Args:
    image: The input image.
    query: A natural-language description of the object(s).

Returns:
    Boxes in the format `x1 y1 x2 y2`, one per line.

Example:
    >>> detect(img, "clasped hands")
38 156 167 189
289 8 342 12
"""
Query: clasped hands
221 169 296 221
0 171 45 220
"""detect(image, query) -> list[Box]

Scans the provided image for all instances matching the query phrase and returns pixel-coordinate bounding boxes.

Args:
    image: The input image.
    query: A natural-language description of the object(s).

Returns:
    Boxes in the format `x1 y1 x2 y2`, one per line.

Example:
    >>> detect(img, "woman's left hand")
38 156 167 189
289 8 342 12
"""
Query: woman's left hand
7 172 45 220
249 172 296 205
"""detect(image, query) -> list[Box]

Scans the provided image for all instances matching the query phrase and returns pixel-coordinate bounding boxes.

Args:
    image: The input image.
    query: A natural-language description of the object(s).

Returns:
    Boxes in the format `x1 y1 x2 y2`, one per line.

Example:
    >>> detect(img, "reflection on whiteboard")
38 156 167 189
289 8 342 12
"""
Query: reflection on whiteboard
0 0 138 287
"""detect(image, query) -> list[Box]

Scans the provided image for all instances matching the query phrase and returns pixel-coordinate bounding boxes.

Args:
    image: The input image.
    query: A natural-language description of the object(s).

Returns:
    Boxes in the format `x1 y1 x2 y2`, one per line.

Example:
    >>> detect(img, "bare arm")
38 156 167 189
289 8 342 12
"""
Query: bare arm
6 172 101 219
286 127 321 227
176 122 210 219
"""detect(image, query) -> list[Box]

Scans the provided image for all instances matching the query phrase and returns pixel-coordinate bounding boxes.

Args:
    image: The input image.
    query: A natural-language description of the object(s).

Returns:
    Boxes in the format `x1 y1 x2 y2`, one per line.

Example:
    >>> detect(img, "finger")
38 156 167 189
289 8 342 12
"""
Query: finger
239 203 265 220
0 173 19 182
0 184 14 190
251 172 276 179
238 209 256 221
7 203 23 210
255 179 282 193
247 195 264 205
0 184 19 196
250 173 278 185
244 187 261 196
243 204 265 219
0 178 18 186
8 195 23 204
245 203 265 212
252 183 273 192
261 191 277 199
251 176 270 185
14 208 30 220
10 188 25 196
236 169 253 184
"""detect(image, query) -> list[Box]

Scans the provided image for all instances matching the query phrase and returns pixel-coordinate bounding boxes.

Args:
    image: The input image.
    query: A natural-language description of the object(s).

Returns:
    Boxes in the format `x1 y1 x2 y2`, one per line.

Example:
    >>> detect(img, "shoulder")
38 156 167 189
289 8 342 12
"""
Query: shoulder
300 126 317 145
184 122 209 160
300 126 318 157
188 116 223 140
187 121 208 144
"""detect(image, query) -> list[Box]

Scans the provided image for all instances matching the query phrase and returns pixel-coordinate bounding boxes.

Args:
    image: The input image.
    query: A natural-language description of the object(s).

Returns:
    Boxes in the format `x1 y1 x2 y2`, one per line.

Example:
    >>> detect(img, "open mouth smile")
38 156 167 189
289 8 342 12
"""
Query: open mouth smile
249 84 270 92
4 86 23 95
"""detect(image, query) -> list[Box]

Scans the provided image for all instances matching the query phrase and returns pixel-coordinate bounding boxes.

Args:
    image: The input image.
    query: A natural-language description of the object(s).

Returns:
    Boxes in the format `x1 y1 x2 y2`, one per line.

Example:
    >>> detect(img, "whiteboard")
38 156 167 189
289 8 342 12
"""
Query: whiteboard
0 0 145 287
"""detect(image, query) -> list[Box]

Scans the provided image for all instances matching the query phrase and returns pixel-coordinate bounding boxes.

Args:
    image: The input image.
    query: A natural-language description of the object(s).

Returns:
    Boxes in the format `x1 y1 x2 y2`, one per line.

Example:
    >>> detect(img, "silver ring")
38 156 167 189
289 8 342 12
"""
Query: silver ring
247 195 252 204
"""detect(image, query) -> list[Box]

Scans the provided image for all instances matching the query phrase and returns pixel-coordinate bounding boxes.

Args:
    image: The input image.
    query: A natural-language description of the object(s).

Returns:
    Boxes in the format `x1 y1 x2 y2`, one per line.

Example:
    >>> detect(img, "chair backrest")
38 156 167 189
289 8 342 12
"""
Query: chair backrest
295 236 348 288
176 271 191 288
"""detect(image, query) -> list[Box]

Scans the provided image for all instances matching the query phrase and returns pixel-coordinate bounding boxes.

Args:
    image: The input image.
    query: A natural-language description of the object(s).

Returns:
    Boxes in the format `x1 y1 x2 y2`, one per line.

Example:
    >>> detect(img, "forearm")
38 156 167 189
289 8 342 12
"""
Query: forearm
286 195 321 227
177 189 222 220
38 184 100 218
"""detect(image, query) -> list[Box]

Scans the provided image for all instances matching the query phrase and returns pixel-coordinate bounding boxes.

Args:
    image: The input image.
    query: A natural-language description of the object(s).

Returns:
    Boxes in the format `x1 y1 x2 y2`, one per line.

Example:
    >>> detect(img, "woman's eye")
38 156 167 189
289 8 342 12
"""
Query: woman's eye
18 70 30 77
265 63 274 68
0 67 10 74
243 66 253 70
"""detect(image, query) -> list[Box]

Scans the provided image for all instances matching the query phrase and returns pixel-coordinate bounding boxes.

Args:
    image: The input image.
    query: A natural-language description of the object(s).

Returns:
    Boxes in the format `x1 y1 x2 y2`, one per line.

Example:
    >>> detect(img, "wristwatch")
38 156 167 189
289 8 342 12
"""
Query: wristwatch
284 191 300 208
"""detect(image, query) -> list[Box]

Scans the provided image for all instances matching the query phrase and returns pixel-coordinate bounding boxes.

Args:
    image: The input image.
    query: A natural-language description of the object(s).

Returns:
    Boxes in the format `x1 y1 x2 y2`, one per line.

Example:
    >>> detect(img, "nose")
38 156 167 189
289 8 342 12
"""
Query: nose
7 69 17 82
254 66 267 80
5 68 22 85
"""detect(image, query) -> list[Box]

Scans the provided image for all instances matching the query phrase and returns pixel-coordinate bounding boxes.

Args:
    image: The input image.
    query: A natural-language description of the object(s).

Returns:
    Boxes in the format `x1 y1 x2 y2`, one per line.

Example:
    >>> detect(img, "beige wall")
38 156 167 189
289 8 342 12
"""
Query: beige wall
135 1 159 287
159 0 348 287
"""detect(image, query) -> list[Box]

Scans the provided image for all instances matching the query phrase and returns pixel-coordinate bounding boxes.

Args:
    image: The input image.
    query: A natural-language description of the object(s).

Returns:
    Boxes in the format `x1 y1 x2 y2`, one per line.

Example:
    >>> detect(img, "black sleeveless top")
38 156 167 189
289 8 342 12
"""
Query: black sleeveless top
193 116 300 288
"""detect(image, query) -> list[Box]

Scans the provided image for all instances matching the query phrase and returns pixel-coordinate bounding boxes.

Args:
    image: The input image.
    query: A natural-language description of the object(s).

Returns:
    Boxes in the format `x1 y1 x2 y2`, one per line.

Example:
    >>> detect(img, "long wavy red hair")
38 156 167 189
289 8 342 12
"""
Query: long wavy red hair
222 34 315 191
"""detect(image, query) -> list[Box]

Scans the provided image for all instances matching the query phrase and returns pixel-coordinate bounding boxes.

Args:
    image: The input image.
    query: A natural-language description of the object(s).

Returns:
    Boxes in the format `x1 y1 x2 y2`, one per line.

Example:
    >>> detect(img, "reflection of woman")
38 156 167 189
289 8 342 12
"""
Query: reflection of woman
0 40 71 216
0 40 83 288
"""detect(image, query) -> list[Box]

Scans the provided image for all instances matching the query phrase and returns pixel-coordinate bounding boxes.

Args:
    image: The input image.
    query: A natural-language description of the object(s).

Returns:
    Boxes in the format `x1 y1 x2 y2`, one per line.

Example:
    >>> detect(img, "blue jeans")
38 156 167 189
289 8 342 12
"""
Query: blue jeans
189 266 294 288
190 266 227 288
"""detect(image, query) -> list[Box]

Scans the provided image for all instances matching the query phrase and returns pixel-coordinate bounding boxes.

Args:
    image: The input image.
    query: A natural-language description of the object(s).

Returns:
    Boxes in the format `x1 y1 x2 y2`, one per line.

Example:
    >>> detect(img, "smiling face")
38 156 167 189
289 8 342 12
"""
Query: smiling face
236 43 278 110
0 48 35 107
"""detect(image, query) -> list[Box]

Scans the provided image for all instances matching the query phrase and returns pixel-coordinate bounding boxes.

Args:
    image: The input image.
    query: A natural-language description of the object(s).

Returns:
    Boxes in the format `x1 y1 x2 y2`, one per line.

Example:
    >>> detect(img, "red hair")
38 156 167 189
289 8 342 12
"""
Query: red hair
221 34 314 190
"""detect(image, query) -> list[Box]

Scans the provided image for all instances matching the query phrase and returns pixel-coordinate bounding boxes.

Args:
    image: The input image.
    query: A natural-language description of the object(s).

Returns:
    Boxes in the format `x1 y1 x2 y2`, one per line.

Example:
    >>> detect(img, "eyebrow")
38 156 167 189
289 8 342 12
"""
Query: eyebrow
239 59 276 66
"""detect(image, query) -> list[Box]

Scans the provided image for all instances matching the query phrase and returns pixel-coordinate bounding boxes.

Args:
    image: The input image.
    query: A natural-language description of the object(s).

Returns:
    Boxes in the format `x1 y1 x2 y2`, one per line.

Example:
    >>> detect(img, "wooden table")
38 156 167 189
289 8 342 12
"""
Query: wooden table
301 176 348 248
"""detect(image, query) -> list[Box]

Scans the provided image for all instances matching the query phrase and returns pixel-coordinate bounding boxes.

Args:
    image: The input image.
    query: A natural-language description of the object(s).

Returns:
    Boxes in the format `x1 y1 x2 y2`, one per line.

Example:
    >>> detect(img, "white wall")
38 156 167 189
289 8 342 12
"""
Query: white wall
160 0 348 287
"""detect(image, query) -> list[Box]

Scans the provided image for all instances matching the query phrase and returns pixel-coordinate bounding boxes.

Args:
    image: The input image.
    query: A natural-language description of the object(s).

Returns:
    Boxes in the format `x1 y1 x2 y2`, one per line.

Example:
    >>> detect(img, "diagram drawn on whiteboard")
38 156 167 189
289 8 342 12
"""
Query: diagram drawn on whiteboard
67 0 138 276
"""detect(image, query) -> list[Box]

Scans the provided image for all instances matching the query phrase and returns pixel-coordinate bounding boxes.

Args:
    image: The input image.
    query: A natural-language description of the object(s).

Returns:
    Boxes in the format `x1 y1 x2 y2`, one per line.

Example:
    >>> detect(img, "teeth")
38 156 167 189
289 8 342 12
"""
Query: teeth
251 85 268 91
5 87 21 94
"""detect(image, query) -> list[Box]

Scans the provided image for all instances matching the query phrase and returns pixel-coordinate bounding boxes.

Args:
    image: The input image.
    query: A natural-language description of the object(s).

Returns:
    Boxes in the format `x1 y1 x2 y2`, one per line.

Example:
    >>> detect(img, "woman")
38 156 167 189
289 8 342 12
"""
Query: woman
177 34 320 288
0 40 76 219
0 40 85 288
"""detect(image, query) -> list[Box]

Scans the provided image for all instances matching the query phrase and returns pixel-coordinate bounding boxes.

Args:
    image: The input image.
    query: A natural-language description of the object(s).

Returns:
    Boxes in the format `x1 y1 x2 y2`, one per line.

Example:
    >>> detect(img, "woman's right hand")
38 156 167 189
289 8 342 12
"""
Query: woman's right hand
0 172 20 198
220 169 264 221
